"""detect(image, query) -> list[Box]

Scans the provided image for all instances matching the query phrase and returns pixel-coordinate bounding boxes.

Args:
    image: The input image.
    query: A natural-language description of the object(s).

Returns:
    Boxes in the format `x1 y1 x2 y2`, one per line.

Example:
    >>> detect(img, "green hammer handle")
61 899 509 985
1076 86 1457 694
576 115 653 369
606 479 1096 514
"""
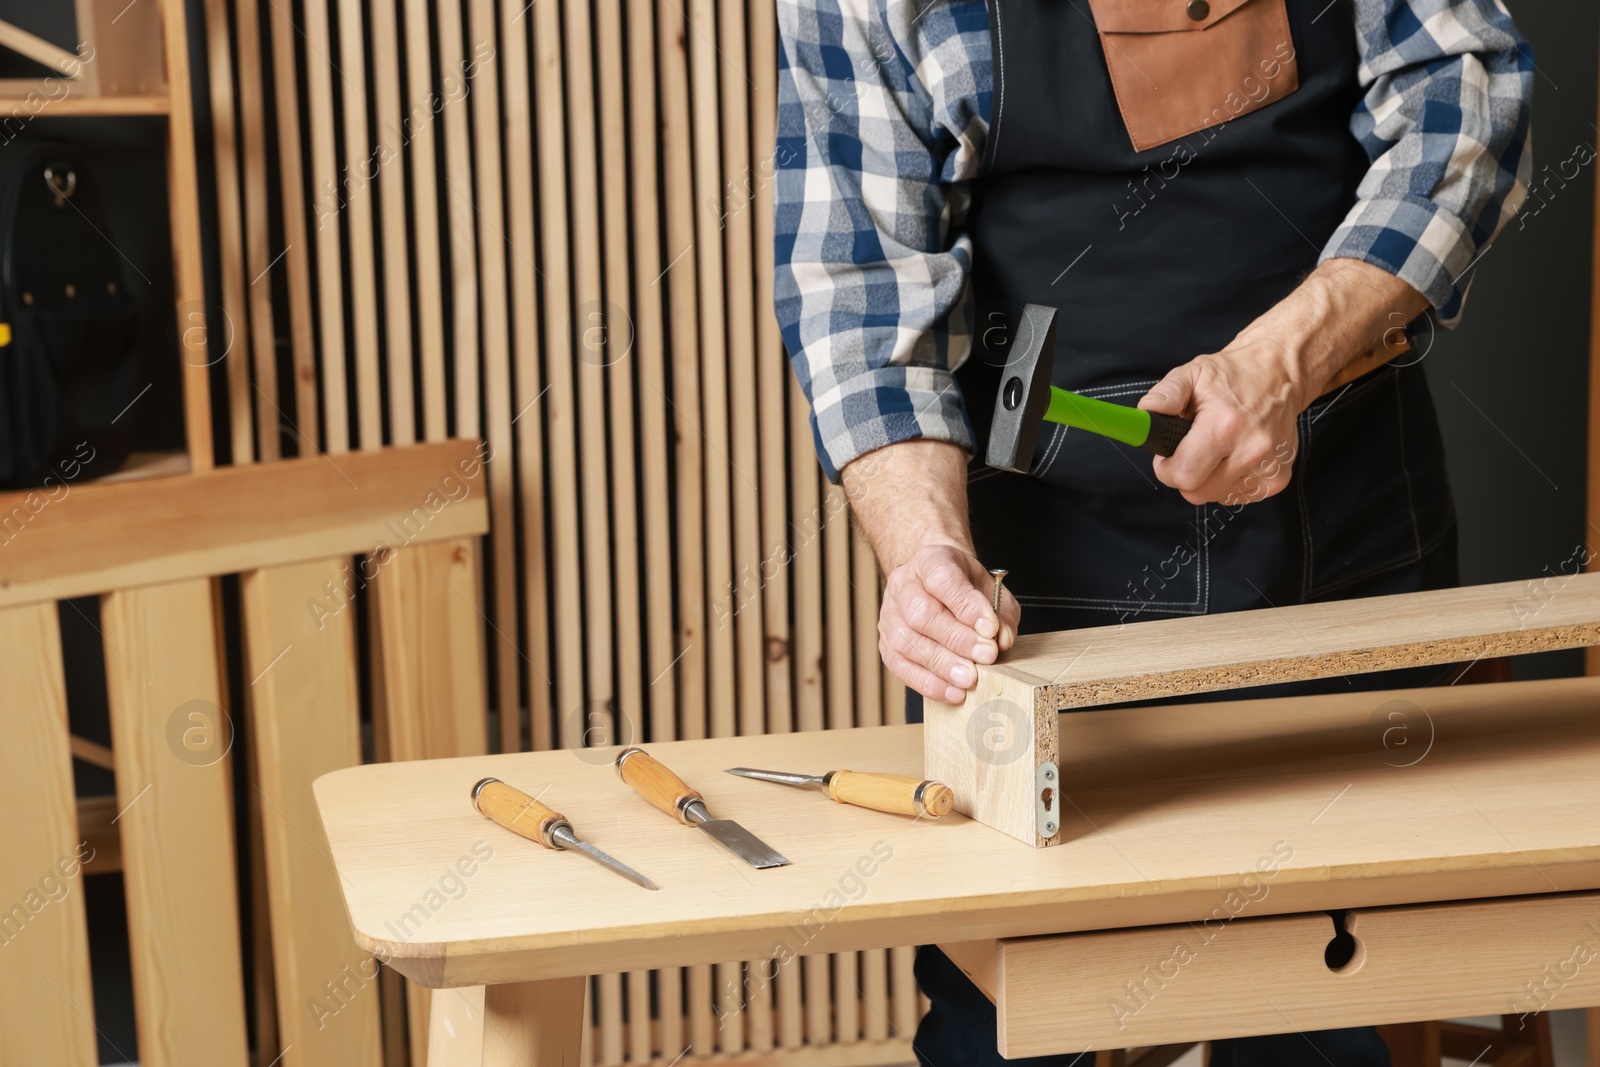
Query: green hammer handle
1044 386 1192 457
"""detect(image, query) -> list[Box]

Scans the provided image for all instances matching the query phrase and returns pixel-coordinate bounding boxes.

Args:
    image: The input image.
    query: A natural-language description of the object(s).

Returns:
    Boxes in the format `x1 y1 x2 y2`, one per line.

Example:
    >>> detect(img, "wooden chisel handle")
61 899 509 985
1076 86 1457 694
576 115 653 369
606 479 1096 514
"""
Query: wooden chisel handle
827 771 955 818
616 747 702 825
472 778 569 848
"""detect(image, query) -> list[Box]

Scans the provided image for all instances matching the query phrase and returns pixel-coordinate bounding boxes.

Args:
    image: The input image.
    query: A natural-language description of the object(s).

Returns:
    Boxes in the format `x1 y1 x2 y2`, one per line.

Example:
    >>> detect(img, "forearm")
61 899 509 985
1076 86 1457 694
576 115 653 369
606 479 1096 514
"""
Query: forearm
1242 258 1429 411
842 439 974 574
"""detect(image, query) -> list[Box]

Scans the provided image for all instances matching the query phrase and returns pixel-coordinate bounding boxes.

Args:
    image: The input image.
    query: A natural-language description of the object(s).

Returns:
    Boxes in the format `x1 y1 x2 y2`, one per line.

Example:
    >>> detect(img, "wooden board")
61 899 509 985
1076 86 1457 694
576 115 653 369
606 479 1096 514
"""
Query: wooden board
932 573 1600 845
988 572 1600 710
0 602 97 1066
0 439 488 607
371 537 490 763
102 579 249 1065
316 676 1600 988
925 668 1058 848
243 558 383 1066
975 890 1600 1055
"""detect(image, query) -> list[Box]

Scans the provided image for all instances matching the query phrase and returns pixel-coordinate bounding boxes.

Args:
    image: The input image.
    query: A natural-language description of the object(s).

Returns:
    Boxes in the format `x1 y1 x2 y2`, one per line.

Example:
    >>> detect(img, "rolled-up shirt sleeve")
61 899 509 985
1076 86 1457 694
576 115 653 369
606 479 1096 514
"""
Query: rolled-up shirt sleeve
1321 0 1535 325
775 0 990 481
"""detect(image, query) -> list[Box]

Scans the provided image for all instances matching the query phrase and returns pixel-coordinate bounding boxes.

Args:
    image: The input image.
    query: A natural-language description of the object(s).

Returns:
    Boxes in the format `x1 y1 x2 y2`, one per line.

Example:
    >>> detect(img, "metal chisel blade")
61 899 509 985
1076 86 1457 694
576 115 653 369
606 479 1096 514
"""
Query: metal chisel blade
553 827 660 890
695 817 791 869
725 767 825 789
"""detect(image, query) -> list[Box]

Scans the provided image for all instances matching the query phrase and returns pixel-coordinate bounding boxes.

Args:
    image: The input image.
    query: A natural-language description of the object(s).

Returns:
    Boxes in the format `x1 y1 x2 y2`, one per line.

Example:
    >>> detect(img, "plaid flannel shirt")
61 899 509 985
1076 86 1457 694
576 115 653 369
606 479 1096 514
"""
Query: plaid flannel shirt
774 0 1535 480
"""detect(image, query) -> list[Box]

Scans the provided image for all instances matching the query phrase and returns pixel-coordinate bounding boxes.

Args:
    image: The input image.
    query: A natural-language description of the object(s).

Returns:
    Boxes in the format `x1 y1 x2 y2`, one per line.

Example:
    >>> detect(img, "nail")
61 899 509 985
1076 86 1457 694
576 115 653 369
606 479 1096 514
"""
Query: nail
976 616 997 639
987 568 1008 616
950 663 975 687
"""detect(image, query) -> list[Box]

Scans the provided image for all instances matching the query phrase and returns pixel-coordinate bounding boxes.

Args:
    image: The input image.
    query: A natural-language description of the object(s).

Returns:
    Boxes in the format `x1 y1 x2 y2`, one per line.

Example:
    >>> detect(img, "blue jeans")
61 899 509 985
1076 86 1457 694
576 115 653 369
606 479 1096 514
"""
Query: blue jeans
912 945 1391 1067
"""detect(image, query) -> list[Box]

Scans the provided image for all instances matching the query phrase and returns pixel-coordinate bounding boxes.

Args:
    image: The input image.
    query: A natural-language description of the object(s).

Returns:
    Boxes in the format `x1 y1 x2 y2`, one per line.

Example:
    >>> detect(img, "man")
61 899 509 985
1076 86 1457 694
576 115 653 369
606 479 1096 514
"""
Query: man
775 0 1532 1062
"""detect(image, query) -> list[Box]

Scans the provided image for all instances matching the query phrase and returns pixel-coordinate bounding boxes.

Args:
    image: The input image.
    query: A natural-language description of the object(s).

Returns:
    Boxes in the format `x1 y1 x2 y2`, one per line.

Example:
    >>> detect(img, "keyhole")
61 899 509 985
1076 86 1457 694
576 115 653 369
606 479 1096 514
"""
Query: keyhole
1041 786 1054 811
1324 911 1364 974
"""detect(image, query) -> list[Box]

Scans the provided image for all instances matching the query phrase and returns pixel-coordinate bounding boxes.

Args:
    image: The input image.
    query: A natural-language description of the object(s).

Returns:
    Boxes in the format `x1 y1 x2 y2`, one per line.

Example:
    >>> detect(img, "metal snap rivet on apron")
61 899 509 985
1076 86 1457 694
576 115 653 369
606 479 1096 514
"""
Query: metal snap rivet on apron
1186 0 1210 19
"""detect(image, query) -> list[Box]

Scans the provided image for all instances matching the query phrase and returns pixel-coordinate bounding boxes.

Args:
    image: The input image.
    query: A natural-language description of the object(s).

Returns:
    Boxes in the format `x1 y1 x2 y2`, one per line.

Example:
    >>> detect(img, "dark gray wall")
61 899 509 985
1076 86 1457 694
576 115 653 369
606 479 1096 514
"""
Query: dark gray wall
1426 1 1598 678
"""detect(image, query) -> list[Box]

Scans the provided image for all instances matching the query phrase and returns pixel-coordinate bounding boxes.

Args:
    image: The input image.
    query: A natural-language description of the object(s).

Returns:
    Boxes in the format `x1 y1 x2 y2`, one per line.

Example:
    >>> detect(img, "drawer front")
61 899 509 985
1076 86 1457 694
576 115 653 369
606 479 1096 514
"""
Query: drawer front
942 890 1600 1057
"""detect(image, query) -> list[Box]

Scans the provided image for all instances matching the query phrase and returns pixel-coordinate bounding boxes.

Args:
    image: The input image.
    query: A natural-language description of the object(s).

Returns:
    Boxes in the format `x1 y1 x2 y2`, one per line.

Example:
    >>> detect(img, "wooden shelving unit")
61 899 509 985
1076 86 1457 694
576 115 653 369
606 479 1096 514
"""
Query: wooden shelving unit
0 0 213 471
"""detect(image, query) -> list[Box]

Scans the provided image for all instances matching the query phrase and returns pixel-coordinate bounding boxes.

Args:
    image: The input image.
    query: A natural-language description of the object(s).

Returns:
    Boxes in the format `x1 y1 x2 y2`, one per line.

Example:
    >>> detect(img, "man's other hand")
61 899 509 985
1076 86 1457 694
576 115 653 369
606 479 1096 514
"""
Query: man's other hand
879 544 1019 705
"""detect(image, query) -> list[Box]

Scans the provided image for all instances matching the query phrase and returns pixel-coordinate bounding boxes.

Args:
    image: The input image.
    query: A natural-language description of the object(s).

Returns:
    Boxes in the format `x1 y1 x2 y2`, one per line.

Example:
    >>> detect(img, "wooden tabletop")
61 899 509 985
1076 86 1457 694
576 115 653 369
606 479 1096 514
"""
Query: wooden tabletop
315 677 1600 988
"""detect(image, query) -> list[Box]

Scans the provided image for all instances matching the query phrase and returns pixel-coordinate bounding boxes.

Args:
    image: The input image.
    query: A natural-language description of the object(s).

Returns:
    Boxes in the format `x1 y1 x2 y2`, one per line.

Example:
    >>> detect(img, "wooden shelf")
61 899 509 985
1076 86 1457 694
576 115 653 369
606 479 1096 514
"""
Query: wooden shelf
0 93 169 116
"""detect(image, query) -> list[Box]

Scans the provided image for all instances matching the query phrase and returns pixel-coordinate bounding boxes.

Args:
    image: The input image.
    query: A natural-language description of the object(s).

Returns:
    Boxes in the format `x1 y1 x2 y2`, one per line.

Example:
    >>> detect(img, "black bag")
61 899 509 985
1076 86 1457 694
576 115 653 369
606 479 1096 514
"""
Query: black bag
0 141 142 490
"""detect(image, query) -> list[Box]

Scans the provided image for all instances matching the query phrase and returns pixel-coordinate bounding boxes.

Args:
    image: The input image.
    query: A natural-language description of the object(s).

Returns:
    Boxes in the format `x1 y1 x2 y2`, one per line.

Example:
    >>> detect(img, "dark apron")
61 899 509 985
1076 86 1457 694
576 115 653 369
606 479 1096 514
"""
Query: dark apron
958 0 1456 639
902 0 1459 729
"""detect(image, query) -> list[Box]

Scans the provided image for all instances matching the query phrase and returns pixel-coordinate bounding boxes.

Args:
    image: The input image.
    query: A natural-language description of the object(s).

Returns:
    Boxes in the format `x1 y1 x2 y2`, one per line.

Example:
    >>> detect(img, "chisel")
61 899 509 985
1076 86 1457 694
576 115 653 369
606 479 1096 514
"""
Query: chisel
615 747 791 869
725 767 955 819
471 777 659 890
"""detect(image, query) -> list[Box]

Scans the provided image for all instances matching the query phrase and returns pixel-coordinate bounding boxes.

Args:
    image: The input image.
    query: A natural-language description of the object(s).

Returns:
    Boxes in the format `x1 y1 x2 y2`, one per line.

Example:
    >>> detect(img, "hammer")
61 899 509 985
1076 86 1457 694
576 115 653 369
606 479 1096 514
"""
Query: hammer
986 304 1192 473
985 303 1424 473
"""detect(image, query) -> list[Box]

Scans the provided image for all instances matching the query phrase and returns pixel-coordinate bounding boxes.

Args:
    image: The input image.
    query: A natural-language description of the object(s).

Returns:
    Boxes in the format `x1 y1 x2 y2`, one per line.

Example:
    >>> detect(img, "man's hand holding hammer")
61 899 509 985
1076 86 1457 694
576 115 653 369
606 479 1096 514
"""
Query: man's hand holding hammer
846 260 1426 705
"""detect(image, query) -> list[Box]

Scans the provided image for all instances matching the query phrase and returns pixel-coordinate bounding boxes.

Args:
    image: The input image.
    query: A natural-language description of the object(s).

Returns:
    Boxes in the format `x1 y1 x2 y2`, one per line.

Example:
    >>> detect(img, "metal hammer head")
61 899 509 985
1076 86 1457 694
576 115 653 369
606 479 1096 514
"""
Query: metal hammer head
985 303 1058 474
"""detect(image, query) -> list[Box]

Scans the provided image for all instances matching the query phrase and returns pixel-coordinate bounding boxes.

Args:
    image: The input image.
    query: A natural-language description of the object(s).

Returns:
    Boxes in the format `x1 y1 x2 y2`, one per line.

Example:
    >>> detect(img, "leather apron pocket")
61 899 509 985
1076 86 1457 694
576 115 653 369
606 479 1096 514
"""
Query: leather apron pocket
1083 0 1300 152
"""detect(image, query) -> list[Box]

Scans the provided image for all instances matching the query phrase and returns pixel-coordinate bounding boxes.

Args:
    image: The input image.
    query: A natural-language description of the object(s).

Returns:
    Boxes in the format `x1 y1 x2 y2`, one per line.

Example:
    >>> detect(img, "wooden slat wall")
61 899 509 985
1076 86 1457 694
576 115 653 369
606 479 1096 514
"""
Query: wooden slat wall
198 0 919 1061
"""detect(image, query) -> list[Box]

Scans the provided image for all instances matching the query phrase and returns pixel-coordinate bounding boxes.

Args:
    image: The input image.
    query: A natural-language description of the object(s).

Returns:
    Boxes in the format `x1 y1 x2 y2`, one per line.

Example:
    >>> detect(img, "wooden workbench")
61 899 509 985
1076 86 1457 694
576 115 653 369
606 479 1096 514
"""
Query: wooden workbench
316 676 1600 1063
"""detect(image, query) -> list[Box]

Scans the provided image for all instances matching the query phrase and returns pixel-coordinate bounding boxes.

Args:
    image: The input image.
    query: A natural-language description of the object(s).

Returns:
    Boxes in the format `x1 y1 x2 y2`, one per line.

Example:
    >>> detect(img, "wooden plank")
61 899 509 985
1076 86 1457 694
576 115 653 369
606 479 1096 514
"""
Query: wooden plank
266 0 320 454
242 559 383 1066
596 0 643 783
481 978 586 1066
628 0 679 750
464 0 522 762
924 666 1057 848
996 573 1600 711
987 891 1600 1056
201 0 253 464
533 0 586 747
336 0 382 450
318 676 1600 987
498 0 552 755
102 579 249 1065
804 955 831 1046
233 0 281 461
302 0 349 453
777 955 804 1048
791 404 826 738
861 949 889 1042
719 0 767 748
403 0 447 443
0 19 82 74
424 986 484 1067
852 530 883 728
889 946 918 1041
563 0 618 773
690 961 715 1054
370 535 491 1067
369 0 414 447
933 574 1600 846
626 970 653 1062
247 716 281 1067
750 0 792 741
0 439 488 607
161 0 215 469
688 0 737 742
658 0 705 742
436 0 478 441
0 91 167 113
371 537 490 762
0 602 96 1066
834 953 859 1046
